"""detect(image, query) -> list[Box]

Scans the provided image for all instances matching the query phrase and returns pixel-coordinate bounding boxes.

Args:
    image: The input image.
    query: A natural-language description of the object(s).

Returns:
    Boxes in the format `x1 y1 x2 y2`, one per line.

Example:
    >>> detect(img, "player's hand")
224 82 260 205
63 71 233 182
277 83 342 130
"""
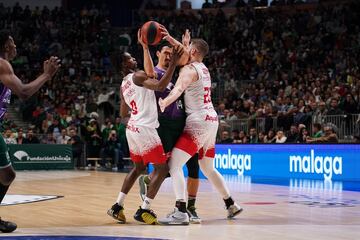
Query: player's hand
170 45 184 65
182 29 191 48
43 56 61 78
160 25 177 46
137 29 148 49
158 98 166 113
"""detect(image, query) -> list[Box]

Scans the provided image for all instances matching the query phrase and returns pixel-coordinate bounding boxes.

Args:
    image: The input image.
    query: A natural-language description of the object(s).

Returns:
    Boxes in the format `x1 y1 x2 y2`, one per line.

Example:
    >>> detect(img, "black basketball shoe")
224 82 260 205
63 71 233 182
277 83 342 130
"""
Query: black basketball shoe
134 207 158 225
0 218 17 233
107 203 126 223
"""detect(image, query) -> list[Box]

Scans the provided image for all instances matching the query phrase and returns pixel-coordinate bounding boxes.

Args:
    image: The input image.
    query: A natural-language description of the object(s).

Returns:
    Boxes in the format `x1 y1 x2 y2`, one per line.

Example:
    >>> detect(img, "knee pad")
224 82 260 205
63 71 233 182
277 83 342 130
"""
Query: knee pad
186 154 199 179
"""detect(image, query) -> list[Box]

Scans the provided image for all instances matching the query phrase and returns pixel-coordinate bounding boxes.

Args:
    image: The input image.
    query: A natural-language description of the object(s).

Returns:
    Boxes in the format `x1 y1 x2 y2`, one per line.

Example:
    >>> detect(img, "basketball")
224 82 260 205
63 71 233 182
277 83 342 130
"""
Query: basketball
140 21 163 45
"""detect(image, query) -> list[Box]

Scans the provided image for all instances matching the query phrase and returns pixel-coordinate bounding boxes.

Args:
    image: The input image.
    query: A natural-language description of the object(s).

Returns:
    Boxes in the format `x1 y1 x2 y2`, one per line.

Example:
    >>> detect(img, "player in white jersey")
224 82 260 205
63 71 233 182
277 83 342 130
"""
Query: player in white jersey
107 46 183 225
158 39 243 225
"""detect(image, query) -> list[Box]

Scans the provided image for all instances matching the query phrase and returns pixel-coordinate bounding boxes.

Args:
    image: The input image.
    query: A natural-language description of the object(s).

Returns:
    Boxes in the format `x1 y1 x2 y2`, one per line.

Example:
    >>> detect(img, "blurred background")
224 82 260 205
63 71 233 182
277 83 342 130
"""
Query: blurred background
1 0 359 170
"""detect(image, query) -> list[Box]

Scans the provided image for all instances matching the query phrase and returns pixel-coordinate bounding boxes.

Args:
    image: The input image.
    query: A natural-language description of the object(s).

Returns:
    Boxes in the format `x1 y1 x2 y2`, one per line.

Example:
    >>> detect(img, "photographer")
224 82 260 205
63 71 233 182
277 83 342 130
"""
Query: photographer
100 130 124 171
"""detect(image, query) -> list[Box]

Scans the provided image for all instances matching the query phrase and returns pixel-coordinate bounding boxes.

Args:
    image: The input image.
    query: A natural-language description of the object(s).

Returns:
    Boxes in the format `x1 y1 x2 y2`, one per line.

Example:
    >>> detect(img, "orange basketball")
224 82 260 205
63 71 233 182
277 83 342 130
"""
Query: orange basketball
140 21 164 46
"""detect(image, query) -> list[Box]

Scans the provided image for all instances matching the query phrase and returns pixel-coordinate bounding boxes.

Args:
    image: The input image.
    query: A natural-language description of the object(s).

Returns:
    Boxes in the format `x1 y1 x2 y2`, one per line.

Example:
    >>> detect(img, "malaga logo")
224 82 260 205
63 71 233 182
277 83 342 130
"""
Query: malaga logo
289 149 342 180
214 149 251 175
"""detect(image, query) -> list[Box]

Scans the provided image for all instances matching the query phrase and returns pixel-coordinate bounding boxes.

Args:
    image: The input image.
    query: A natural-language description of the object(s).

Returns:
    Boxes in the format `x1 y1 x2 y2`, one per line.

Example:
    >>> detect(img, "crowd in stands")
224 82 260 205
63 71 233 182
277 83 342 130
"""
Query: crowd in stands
1 0 360 169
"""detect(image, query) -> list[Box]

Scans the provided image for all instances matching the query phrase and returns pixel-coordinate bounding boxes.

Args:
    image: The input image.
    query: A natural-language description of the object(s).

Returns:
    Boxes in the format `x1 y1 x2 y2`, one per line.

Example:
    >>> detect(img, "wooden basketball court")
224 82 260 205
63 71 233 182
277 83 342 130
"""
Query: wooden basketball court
1 170 359 240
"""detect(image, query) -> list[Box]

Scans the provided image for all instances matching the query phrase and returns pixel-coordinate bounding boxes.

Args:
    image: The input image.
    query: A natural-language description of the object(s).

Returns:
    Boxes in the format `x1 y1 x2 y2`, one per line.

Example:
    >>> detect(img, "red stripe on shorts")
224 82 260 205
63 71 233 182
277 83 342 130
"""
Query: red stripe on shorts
205 147 215 158
130 151 142 163
175 132 198 157
142 145 167 165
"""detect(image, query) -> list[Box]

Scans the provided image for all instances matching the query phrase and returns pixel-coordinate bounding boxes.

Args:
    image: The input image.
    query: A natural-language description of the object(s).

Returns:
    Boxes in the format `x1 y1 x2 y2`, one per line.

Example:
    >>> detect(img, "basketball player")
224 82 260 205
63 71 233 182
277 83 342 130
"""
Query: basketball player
158 39 242 225
107 46 183 225
0 31 60 232
137 29 201 223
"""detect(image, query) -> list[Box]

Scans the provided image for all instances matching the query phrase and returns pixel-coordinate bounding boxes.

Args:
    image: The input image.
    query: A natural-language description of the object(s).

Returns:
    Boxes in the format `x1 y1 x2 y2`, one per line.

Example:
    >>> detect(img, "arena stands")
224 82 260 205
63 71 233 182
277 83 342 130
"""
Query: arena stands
1 1 359 170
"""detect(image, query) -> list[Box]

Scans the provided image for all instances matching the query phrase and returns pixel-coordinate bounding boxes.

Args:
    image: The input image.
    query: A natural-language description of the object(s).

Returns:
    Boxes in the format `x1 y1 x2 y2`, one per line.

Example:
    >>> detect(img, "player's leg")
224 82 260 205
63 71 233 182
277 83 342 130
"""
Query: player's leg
108 130 146 223
159 131 198 225
0 135 17 233
198 146 243 218
158 147 192 225
134 128 168 225
108 160 146 223
138 117 183 200
185 153 201 223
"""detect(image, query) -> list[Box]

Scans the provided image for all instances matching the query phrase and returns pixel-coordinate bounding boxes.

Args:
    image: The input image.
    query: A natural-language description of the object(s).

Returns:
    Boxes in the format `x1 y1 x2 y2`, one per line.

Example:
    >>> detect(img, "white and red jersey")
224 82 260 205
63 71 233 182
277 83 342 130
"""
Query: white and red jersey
184 62 217 119
173 62 218 160
121 73 159 128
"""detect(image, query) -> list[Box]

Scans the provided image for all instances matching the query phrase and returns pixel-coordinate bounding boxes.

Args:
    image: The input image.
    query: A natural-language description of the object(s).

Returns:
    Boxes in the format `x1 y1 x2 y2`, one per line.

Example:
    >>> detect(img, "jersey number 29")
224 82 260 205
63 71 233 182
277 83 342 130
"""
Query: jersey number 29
130 100 138 115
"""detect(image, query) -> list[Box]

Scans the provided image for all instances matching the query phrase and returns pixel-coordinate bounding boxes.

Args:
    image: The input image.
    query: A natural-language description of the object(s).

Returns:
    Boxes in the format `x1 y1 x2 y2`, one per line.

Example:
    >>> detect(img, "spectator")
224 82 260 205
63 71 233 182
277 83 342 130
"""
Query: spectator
239 130 248 143
275 131 287 143
23 129 40 144
286 124 299 143
264 129 276 143
112 117 128 156
41 133 56 144
326 98 343 116
248 128 258 143
202 0 212 9
86 119 102 165
16 128 25 144
97 87 114 119
258 131 266 143
306 124 339 143
313 102 327 124
220 131 233 143
297 128 309 143
101 119 113 140
57 129 71 144
100 130 124 170
312 123 323 138
3 129 17 144
69 128 84 168
0 113 16 132
231 129 241 143
47 118 63 139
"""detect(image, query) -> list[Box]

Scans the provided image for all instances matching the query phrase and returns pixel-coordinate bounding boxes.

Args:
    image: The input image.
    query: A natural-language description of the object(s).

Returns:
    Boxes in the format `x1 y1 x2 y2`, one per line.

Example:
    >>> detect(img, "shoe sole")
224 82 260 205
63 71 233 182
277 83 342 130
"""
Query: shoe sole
158 220 190 226
190 218 202 224
0 227 17 233
138 176 147 201
107 210 126 224
227 208 243 219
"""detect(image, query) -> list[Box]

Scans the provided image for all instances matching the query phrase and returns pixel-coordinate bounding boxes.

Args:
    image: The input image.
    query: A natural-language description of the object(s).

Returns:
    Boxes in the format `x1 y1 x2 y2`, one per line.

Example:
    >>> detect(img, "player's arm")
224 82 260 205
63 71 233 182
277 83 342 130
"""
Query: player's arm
119 89 130 119
158 65 197 112
0 56 60 100
133 45 183 91
161 26 190 66
137 29 156 78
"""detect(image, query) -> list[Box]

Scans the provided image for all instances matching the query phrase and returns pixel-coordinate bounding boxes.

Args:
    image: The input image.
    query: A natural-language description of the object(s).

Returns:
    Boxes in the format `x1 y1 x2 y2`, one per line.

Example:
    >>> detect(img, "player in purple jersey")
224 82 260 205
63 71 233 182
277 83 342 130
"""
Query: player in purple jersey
137 29 202 223
0 30 60 233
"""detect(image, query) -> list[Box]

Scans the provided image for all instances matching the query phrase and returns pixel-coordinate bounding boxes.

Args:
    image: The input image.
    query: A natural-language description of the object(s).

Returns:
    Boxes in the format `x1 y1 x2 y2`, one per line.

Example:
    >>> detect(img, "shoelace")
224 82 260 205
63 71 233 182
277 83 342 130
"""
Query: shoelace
166 208 177 218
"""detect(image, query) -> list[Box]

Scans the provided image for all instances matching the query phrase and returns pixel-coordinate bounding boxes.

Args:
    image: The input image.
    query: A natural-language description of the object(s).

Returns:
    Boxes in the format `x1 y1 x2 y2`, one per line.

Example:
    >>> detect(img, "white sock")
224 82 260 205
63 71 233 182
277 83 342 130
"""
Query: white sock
116 192 127 206
199 157 231 199
169 148 191 201
141 197 153 210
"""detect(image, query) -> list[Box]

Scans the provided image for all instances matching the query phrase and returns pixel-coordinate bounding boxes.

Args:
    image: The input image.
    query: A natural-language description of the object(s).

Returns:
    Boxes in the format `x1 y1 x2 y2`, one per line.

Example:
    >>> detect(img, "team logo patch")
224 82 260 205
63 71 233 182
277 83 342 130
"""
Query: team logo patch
0 194 62 206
